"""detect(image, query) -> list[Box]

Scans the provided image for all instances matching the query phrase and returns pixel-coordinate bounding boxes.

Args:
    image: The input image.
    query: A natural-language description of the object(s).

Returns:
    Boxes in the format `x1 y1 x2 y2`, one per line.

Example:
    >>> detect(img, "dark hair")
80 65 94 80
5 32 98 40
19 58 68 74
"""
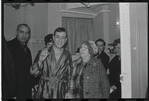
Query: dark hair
44 34 53 46
75 47 80 53
107 44 115 54
113 38 120 46
95 39 106 46
53 27 67 38
16 23 31 34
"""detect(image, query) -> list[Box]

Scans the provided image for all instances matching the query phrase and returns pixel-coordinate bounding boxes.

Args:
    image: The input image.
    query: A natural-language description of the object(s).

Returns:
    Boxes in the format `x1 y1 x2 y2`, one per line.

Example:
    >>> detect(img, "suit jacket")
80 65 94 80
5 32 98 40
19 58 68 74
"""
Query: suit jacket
146 86 148 98
69 57 110 98
2 37 15 99
108 56 121 98
7 38 33 99
108 56 121 87
96 51 109 70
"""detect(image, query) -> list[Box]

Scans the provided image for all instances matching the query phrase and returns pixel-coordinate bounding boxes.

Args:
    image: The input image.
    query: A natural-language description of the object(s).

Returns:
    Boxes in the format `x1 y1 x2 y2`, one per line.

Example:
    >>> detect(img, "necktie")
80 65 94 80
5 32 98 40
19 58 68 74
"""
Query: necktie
22 44 27 53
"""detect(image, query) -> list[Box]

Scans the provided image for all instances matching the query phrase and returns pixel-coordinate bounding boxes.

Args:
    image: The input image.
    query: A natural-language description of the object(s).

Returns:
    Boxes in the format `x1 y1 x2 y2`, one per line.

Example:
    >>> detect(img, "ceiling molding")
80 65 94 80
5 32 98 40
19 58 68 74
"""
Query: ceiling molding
66 3 107 9
94 10 110 17
60 10 94 16
60 9 110 17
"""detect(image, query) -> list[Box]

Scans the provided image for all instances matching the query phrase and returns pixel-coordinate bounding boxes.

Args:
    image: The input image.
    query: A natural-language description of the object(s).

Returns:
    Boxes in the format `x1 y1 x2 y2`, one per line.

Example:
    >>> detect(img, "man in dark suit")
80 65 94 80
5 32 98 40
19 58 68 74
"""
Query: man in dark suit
2 36 15 100
7 23 34 99
108 38 121 98
95 39 109 70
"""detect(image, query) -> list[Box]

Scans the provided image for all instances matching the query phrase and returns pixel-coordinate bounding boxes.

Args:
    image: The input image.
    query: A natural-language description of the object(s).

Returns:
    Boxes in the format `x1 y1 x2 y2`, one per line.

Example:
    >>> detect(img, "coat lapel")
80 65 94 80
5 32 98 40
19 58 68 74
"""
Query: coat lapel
52 49 68 76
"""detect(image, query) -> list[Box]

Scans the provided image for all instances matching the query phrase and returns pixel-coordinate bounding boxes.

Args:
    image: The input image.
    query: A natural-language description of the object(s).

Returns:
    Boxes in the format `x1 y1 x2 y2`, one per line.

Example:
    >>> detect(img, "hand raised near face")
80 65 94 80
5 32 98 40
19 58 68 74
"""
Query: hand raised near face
39 48 49 63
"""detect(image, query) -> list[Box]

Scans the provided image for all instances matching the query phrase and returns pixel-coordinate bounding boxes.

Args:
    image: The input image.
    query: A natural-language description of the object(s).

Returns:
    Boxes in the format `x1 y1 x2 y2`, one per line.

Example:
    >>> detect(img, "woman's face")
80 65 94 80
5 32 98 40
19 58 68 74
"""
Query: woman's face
106 48 110 54
46 41 53 48
106 45 114 54
115 43 121 56
80 44 90 58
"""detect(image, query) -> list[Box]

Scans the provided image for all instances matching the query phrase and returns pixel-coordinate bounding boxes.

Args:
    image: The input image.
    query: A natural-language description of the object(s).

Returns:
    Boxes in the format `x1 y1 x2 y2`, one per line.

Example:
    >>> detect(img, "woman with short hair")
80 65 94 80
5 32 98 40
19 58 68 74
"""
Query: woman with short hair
67 40 110 98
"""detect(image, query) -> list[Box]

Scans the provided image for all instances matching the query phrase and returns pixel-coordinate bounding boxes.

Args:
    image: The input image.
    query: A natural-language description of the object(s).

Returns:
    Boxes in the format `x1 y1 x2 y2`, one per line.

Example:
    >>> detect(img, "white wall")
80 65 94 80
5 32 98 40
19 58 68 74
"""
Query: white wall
119 3 132 98
4 3 62 61
129 3 148 98
108 3 120 43
119 3 148 98
48 3 62 34
4 3 120 60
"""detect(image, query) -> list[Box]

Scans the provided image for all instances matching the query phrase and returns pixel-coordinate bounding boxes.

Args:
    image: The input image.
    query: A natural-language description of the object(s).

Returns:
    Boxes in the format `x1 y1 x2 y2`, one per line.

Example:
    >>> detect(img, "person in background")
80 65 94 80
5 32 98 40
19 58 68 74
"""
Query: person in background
44 34 54 48
2 36 15 100
30 27 72 99
68 40 109 98
7 23 34 99
32 34 54 98
106 44 116 62
95 39 109 71
107 38 121 98
106 44 116 75
34 34 54 64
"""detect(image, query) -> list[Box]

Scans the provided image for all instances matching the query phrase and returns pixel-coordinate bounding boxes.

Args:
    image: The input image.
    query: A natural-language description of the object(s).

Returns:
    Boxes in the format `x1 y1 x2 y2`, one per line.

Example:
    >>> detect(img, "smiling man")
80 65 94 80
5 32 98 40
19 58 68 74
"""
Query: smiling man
30 27 72 99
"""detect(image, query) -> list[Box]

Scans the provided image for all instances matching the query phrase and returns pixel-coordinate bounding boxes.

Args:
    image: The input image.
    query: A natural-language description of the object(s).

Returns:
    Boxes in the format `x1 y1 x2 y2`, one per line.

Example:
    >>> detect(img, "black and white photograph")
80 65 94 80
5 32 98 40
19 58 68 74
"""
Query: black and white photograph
1 2 148 100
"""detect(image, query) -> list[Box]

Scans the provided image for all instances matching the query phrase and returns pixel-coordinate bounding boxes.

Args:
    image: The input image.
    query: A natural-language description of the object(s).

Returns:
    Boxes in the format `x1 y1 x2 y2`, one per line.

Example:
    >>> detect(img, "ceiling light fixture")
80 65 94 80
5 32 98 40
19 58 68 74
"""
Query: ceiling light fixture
81 3 90 8
5 3 34 10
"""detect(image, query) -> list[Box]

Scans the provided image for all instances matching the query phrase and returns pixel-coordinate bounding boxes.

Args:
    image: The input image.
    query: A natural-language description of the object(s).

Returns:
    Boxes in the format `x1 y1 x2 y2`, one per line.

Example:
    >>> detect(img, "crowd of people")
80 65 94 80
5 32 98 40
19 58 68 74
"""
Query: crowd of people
3 23 123 99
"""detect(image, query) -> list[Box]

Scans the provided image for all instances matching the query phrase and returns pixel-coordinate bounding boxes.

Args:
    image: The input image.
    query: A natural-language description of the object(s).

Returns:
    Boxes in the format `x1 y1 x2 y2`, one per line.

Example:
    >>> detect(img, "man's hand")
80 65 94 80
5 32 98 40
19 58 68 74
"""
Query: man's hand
34 85 39 91
107 68 110 75
32 85 39 92
12 97 16 99
65 92 72 98
65 91 74 98
110 85 117 93
39 48 49 63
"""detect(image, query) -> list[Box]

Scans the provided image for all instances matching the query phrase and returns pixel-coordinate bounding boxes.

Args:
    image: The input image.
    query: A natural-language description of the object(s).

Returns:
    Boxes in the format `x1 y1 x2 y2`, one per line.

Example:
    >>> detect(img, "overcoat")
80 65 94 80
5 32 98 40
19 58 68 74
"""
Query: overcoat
95 51 109 70
108 55 121 98
69 57 110 98
3 37 15 99
8 38 33 99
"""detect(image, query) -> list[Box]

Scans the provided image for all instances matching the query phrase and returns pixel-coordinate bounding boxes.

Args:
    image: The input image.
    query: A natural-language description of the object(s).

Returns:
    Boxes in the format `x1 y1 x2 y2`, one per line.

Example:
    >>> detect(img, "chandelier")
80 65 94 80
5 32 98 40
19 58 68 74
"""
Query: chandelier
5 3 34 10
81 2 90 8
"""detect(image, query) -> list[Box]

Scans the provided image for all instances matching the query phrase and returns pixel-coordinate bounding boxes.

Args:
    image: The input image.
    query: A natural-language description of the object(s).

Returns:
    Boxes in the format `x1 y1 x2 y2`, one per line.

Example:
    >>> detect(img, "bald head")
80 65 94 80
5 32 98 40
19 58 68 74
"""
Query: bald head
16 24 31 44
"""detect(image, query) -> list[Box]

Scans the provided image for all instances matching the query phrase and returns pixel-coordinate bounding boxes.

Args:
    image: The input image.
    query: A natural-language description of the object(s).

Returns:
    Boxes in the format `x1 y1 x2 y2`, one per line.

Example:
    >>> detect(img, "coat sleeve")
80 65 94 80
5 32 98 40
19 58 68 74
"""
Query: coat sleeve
98 60 110 98
30 50 41 87
114 60 121 89
4 39 16 97
67 60 77 98
65 54 72 93
108 57 118 87
102 54 109 71
30 50 43 77
34 50 41 63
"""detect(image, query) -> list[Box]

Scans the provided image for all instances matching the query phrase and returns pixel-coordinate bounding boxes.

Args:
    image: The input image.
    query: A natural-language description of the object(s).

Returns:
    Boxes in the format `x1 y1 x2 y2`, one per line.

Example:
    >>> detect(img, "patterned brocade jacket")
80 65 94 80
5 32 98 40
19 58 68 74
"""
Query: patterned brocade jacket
69 57 110 98
30 47 72 99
